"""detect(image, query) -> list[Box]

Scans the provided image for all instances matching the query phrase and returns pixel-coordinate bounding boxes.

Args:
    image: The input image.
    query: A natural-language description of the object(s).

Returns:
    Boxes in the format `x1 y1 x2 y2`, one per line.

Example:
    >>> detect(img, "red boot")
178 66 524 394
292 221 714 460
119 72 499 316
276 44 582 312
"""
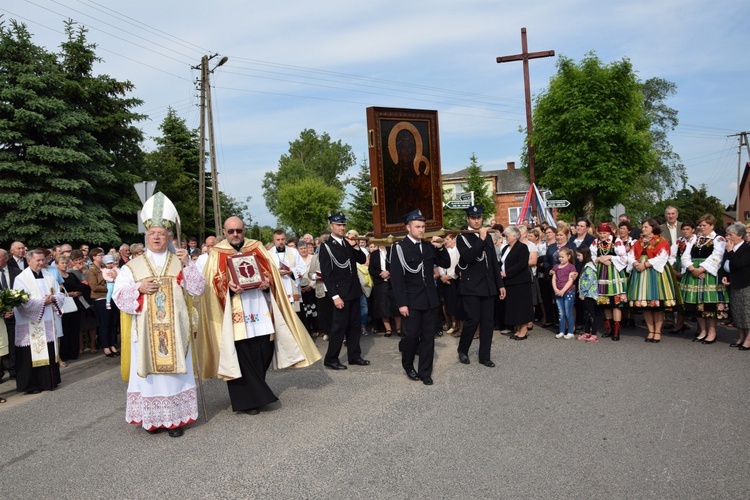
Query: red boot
602 319 612 338
612 321 621 341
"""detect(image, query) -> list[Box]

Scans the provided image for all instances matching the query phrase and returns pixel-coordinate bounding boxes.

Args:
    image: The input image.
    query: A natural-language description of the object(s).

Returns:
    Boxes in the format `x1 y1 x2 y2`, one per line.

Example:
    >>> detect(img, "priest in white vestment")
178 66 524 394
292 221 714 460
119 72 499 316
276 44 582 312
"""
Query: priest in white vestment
113 192 205 438
270 230 307 312
13 249 64 394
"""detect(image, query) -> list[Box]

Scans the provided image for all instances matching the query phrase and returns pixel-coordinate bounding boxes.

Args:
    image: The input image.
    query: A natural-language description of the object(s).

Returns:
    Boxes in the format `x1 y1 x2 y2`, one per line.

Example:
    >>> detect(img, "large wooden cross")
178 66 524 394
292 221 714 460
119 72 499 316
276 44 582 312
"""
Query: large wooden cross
496 27 554 185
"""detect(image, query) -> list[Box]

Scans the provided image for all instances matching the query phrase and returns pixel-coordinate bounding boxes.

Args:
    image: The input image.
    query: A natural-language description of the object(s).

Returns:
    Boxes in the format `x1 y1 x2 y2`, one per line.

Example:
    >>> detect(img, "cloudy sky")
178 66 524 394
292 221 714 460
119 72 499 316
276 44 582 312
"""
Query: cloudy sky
4 0 748 227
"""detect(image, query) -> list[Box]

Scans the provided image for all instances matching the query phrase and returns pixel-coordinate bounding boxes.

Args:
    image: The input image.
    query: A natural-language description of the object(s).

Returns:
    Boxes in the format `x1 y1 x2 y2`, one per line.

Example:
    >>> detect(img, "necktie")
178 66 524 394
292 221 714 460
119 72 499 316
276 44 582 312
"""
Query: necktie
0 268 7 289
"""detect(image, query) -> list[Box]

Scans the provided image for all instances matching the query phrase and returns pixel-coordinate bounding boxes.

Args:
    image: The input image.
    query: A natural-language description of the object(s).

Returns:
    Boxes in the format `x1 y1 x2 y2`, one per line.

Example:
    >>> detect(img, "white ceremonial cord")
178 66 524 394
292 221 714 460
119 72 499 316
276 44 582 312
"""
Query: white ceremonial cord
457 234 488 270
395 242 424 277
323 242 352 269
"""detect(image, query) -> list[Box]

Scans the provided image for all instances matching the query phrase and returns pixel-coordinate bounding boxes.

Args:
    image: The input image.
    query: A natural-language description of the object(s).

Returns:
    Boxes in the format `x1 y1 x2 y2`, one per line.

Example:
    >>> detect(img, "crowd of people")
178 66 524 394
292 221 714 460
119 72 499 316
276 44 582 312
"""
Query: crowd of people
1 200 749 433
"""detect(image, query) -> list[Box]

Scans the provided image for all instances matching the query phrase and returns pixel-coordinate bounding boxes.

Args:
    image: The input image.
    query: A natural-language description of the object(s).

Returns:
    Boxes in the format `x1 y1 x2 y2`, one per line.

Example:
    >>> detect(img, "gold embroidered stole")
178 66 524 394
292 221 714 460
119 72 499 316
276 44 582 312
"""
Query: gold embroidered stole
17 270 58 367
127 254 189 376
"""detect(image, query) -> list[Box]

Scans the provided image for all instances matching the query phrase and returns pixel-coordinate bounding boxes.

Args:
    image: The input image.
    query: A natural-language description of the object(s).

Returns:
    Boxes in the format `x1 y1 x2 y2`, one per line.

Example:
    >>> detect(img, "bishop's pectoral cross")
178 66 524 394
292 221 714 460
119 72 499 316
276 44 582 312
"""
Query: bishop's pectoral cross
496 27 554 187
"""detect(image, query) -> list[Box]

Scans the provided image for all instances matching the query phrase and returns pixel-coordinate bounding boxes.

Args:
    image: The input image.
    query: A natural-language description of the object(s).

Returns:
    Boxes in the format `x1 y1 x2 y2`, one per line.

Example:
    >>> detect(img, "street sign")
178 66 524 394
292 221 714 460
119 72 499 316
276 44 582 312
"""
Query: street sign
458 191 474 202
545 199 570 208
444 200 472 210
134 181 157 233
134 181 157 204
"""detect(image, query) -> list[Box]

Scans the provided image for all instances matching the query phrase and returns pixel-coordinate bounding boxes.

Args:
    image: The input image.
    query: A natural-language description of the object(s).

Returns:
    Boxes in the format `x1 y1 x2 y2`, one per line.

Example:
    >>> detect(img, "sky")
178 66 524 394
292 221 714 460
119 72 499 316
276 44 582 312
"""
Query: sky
3 0 748 228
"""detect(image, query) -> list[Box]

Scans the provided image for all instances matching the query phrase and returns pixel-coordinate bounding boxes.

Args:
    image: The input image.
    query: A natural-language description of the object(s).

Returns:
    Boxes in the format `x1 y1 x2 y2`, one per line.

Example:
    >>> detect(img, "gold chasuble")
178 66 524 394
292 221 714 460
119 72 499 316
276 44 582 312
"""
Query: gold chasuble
198 238 321 380
126 253 191 378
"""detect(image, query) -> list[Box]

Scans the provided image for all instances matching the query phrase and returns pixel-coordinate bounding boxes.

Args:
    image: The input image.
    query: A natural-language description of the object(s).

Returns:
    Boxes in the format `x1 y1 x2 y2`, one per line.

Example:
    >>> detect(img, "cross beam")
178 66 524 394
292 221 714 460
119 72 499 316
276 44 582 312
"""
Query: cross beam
496 27 554 185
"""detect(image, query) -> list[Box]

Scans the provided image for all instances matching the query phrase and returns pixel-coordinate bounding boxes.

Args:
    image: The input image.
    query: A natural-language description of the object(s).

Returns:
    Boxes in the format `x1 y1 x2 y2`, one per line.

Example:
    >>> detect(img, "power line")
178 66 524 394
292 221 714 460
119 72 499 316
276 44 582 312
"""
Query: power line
76 0 213 53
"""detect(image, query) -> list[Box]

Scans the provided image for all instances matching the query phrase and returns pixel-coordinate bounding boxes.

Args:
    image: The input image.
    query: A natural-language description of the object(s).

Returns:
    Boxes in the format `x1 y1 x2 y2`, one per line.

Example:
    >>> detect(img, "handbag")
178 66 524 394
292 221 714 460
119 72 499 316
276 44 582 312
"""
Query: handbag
60 287 78 314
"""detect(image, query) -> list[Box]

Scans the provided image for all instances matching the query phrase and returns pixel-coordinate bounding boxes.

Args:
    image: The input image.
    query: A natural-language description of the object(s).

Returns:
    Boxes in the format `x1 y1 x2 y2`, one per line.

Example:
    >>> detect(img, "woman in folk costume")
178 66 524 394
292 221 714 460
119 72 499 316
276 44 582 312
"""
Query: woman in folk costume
198 216 321 415
113 193 205 438
591 222 629 341
679 214 729 344
12 248 64 394
627 218 680 343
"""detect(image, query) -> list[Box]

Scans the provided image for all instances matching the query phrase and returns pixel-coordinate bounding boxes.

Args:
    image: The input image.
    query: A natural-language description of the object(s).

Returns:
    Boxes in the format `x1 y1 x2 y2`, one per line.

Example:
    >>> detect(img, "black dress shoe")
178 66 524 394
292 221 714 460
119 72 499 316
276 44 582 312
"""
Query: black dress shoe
692 335 706 342
730 342 742 347
479 360 496 368
348 358 371 366
246 408 260 415
422 376 433 386
324 361 348 370
458 352 470 364
167 427 184 438
738 346 750 351
513 335 528 341
405 369 419 381
147 428 161 435
701 338 716 344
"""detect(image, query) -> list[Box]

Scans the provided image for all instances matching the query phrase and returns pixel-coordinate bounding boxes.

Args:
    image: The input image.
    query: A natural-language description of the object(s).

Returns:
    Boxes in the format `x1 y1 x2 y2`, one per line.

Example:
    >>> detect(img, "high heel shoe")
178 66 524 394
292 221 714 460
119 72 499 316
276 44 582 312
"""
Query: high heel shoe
668 324 689 335
384 330 392 337
645 332 655 343
692 333 706 342
652 333 661 344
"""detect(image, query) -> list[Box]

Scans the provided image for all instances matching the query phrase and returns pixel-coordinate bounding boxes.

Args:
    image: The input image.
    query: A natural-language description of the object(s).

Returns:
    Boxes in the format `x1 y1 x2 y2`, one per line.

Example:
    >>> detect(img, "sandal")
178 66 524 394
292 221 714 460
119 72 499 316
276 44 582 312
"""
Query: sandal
384 330 392 337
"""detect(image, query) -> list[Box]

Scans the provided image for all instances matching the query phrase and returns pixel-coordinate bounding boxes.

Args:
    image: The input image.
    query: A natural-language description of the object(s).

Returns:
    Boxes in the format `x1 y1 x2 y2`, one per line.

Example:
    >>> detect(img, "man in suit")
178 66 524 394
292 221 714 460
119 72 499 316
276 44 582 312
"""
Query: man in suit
0 249 21 381
456 205 506 367
6 242 26 271
659 205 682 245
390 209 450 385
319 212 369 370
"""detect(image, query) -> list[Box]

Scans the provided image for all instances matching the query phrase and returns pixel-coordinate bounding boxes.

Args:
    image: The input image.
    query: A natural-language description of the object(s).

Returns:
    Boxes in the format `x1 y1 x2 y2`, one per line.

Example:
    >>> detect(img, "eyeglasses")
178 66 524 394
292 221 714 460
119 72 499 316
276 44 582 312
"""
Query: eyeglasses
226 229 244 235
147 231 169 238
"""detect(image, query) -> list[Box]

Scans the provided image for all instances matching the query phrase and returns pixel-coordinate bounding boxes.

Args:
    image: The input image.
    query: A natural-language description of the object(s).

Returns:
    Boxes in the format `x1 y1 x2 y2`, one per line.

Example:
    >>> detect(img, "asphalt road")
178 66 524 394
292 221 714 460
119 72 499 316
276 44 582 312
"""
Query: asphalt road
1 321 749 499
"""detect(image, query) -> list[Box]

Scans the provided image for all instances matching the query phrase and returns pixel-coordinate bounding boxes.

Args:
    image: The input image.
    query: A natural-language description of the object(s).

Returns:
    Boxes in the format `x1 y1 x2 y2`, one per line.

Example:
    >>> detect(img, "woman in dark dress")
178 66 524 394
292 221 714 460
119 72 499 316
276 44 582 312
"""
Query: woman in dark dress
500 226 534 340
56 255 89 362
722 222 750 349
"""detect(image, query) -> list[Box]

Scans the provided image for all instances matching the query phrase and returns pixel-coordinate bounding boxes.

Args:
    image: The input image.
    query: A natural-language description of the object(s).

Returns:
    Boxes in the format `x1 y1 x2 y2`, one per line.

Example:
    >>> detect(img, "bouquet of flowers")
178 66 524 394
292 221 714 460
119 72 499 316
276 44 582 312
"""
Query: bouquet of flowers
0 289 30 313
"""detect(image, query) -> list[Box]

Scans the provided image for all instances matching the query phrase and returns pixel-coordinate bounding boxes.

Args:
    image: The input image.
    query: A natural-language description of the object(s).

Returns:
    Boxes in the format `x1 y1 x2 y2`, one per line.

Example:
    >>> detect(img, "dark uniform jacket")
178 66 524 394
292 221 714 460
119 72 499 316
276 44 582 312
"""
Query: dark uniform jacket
456 233 504 297
368 247 391 286
390 237 450 310
319 237 366 301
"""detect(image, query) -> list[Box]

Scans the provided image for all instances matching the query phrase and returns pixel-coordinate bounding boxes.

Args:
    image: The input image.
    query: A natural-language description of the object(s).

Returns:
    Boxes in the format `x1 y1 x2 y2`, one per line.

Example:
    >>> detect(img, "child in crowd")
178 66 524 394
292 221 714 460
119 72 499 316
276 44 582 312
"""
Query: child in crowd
101 255 119 309
552 248 577 339
577 246 600 343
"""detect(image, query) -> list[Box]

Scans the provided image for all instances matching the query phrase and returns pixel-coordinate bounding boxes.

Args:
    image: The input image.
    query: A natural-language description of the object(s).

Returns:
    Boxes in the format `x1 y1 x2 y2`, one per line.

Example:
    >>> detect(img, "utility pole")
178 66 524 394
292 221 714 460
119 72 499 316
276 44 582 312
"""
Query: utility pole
197 56 208 243
193 54 228 240
729 131 750 221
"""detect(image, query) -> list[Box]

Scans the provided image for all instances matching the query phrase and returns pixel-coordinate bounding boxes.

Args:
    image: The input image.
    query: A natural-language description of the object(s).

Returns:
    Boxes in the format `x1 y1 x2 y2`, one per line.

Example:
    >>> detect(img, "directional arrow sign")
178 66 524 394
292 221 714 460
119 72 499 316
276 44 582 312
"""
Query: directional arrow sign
545 199 570 208
444 200 472 210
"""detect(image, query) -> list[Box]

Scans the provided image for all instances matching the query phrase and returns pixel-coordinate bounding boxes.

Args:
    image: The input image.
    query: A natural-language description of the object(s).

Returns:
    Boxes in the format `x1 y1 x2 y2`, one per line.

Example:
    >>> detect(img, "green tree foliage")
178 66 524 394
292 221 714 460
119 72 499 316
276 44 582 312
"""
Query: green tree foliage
249 223 275 244
59 21 146 242
347 158 373 234
530 53 655 220
625 78 687 217
646 185 725 227
0 20 131 246
144 108 204 237
442 154 495 230
262 129 355 218
276 177 345 236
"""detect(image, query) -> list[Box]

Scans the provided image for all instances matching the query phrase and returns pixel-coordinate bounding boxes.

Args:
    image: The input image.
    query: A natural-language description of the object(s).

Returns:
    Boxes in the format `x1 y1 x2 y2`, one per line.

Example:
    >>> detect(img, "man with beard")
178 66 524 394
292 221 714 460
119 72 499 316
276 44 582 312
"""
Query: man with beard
199 216 321 415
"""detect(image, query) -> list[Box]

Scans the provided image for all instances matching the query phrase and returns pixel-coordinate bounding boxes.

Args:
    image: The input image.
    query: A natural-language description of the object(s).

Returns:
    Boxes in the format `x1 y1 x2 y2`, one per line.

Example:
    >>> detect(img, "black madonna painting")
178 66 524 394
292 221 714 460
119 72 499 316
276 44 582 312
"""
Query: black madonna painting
366 107 443 237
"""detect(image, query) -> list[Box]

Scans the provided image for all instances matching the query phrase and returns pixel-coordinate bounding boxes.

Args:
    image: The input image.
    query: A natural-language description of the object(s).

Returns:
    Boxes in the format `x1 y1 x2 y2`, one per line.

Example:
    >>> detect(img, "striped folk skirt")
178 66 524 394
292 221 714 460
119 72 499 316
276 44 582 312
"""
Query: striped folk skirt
627 258 679 309
680 258 729 319
596 262 628 307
